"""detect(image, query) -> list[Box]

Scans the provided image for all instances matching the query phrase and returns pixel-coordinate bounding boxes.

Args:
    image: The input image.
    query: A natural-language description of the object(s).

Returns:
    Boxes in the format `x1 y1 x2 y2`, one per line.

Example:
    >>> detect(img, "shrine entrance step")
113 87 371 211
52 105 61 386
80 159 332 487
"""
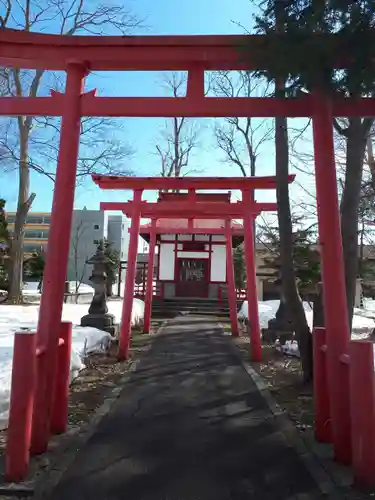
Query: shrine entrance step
45 316 322 500
151 297 241 318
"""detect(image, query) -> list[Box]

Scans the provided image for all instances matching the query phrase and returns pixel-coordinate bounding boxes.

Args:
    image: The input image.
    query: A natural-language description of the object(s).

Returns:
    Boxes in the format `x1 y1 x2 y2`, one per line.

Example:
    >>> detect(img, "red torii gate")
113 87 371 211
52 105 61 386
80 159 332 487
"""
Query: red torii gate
95 175 293 360
1 28 372 485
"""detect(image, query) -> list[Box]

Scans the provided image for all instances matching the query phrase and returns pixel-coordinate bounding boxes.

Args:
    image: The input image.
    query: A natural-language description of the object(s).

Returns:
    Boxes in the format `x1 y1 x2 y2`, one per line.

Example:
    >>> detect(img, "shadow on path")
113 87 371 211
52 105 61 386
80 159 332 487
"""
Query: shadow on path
47 317 321 500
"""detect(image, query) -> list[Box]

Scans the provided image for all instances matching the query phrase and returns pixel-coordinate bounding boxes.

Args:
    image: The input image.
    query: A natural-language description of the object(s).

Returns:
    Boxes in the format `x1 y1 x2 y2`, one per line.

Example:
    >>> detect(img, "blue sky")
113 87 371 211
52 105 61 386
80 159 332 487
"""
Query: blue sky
3 0 316 218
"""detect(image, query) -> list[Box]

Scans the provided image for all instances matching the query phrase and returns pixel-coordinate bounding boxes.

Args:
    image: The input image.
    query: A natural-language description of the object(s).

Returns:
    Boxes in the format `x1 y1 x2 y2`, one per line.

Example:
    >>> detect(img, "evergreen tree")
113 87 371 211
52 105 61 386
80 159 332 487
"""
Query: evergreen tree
0 199 9 288
233 246 246 289
254 1 375 95
0 199 9 249
24 251 45 291
253 0 375 328
260 216 321 298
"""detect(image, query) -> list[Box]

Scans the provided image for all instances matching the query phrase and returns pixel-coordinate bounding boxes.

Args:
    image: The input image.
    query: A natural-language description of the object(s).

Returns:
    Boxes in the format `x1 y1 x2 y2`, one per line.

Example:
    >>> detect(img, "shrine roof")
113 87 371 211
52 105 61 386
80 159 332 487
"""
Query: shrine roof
139 218 244 233
157 192 231 203
139 219 244 245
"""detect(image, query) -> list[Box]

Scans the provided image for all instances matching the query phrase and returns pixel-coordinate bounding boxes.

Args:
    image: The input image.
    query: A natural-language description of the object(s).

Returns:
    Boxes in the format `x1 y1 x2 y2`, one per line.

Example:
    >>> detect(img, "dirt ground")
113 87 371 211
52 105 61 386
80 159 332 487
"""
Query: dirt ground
233 334 314 430
0 322 161 496
231 329 375 499
0 319 370 498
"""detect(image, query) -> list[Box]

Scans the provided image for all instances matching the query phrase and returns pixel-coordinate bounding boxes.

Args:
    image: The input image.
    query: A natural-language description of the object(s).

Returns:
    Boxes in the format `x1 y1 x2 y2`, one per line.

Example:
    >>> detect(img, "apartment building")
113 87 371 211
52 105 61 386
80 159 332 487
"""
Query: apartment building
6 209 130 285
6 212 51 255
67 209 129 285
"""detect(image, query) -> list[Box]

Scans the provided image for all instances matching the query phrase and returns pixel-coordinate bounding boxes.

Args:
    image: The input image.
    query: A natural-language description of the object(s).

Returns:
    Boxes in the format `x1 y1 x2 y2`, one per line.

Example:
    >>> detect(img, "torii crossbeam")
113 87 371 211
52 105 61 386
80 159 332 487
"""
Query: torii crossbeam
93 174 289 365
2 28 352 480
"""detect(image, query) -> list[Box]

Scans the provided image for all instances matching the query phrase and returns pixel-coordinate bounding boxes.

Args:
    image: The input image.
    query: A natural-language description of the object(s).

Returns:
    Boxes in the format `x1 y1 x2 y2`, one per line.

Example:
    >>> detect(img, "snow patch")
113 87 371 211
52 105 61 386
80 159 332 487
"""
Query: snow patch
0 297 145 430
238 299 375 361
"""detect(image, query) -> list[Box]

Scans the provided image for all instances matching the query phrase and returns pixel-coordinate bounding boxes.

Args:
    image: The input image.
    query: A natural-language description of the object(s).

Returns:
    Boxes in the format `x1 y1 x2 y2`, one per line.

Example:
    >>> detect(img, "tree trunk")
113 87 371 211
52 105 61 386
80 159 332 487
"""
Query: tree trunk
340 117 367 329
106 273 113 297
313 284 325 328
8 126 34 304
273 0 312 383
275 112 313 383
358 220 365 278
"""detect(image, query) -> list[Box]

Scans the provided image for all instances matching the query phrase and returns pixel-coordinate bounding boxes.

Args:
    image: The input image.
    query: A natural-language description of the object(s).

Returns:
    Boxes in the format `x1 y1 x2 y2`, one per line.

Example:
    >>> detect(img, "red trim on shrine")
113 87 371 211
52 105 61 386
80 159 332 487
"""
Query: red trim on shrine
94 180 289 363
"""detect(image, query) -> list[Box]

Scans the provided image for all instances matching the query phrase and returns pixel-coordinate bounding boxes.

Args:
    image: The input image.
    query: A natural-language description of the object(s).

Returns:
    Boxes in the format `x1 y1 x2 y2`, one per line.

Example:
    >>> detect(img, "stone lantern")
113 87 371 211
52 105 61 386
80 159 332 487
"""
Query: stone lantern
80 243 117 336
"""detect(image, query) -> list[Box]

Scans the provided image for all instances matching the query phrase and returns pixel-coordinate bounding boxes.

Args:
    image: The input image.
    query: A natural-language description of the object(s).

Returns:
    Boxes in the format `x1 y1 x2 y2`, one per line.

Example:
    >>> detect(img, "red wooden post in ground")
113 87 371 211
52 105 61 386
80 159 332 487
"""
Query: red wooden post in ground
312 327 331 443
242 190 261 361
50 322 73 435
312 93 351 465
349 340 375 488
143 219 157 334
31 64 86 455
119 189 143 360
6 332 37 483
225 219 238 337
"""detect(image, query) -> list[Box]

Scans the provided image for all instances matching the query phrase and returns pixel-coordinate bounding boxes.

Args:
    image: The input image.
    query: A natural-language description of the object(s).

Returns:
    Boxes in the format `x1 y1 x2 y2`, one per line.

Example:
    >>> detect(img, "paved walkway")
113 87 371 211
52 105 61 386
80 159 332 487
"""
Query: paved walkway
47 317 323 500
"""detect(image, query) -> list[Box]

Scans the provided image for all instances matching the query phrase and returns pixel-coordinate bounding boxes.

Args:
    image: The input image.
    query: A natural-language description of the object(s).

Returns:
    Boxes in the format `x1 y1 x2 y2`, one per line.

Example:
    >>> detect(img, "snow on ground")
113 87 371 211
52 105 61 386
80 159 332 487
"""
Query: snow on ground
362 298 375 312
21 281 95 304
0 297 145 430
238 299 375 360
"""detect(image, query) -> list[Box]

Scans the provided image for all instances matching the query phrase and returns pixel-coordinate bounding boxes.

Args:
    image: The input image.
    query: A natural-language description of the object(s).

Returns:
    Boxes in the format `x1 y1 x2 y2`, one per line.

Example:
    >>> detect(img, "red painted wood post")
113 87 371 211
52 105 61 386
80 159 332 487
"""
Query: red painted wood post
143 220 157 334
225 219 238 337
218 285 222 307
6 332 37 483
50 322 73 435
312 93 351 465
313 327 331 443
119 189 143 360
31 64 86 455
242 190 261 361
142 262 146 298
349 340 375 489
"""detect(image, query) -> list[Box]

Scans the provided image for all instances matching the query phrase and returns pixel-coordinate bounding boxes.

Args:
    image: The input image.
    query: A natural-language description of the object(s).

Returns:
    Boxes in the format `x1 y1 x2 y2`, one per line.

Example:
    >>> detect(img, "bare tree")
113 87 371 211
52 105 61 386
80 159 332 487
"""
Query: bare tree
156 73 201 181
273 1 313 383
0 0 140 303
332 117 373 326
69 219 90 299
212 71 273 177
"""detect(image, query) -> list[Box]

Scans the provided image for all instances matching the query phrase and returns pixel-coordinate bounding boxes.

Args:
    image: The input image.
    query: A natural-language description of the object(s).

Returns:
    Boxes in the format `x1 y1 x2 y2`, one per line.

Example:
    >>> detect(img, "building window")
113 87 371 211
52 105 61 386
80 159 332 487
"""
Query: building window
27 216 44 224
94 239 99 245
94 224 100 230
24 230 49 239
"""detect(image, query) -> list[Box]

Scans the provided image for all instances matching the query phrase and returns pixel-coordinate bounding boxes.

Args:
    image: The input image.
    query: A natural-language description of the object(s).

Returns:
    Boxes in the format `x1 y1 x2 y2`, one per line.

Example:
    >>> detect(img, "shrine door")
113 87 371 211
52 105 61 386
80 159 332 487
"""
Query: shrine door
176 258 209 298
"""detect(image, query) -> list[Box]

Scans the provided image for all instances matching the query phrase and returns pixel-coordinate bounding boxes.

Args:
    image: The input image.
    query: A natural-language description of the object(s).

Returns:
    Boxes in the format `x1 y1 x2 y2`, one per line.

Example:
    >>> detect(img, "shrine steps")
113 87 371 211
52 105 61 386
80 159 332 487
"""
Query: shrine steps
151 298 242 319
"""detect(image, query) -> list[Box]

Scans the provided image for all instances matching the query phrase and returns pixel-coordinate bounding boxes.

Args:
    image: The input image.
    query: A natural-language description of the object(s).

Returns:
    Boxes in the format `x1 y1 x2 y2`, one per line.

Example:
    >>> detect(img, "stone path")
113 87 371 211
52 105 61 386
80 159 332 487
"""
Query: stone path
46 316 324 500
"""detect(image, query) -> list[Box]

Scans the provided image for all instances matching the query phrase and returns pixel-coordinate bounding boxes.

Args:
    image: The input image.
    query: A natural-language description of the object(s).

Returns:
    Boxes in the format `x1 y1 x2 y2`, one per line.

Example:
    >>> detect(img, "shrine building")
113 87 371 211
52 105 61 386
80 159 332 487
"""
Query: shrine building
138 191 244 301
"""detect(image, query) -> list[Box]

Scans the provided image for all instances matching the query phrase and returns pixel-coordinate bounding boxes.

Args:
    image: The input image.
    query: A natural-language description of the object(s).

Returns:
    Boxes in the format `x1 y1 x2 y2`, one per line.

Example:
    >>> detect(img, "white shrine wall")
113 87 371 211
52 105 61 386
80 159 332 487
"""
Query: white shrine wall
158 242 175 280
158 233 227 284
210 245 226 282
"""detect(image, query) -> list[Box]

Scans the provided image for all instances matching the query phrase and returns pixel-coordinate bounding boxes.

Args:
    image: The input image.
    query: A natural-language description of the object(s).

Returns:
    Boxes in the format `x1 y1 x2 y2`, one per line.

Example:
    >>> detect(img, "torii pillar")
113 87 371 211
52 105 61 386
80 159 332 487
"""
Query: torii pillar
225 219 238 337
312 93 351 464
31 64 86 454
119 189 143 360
143 219 157 334
242 189 262 361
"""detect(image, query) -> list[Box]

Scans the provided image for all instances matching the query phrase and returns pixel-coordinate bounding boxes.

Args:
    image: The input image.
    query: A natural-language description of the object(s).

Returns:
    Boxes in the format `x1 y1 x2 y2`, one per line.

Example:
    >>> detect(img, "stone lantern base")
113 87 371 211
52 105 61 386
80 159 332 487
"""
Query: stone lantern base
81 312 118 337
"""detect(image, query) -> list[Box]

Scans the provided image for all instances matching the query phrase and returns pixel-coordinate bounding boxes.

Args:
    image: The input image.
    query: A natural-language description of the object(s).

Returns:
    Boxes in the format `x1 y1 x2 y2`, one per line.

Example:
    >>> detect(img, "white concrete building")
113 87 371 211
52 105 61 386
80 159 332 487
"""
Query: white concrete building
138 192 244 300
67 209 129 286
